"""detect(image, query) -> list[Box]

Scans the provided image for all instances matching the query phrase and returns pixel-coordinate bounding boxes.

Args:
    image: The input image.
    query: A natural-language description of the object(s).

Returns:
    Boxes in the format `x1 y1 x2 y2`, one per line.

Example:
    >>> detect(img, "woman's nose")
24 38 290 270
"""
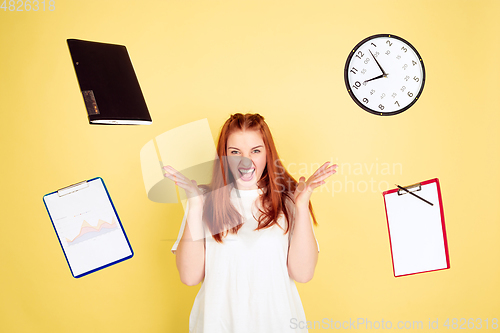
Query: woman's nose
239 156 252 167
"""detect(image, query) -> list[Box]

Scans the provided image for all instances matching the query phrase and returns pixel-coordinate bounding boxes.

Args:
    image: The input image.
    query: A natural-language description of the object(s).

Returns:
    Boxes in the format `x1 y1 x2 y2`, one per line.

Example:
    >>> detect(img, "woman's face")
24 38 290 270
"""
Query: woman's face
226 130 267 190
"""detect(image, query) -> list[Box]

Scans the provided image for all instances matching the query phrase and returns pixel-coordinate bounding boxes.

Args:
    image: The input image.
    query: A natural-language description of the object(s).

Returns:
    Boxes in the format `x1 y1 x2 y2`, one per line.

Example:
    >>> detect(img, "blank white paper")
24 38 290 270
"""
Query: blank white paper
384 182 448 276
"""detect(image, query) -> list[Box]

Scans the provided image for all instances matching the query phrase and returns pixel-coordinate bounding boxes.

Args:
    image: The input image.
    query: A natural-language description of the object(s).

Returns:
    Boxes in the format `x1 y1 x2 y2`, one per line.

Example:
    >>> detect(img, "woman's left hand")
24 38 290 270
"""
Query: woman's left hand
294 162 337 208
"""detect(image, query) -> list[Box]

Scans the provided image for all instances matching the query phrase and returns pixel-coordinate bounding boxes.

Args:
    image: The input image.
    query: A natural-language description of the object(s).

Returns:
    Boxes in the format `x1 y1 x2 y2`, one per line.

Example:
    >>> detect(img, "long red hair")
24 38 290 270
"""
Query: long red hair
200 113 317 243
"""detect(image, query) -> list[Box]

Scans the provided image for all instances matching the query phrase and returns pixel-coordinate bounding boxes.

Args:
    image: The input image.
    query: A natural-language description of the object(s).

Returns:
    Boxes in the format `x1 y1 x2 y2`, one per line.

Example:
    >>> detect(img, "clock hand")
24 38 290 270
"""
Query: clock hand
369 49 388 76
363 73 388 84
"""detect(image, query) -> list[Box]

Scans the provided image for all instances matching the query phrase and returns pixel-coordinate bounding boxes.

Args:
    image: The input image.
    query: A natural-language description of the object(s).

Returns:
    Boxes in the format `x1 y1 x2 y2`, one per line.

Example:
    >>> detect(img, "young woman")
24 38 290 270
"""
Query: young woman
164 113 336 332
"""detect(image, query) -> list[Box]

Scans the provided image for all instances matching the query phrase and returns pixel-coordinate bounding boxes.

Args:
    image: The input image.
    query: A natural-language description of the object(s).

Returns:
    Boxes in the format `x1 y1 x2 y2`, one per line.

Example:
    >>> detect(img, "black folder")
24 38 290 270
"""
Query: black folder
67 39 152 125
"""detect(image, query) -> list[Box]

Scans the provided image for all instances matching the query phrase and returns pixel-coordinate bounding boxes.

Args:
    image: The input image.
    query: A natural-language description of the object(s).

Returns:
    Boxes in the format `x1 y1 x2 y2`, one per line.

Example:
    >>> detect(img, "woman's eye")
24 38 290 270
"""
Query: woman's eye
230 150 240 155
252 150 260 154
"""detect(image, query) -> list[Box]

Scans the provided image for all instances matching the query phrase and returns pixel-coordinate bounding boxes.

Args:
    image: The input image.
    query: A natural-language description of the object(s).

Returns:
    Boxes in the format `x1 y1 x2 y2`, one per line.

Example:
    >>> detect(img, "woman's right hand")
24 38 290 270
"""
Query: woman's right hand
163 165 204 208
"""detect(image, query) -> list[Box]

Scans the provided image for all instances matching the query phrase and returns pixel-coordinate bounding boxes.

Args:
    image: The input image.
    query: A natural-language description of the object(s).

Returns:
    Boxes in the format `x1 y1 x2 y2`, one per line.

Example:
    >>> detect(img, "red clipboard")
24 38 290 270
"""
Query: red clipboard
383 178 450 277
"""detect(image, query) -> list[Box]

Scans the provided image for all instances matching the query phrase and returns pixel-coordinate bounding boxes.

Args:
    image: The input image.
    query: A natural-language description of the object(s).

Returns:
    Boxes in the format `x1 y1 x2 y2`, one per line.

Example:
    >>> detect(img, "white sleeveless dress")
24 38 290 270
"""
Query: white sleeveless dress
172 188 314 333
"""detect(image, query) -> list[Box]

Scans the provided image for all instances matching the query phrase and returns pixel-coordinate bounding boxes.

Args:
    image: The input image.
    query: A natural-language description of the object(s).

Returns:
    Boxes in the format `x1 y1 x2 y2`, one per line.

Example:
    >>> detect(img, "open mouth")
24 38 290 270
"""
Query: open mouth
238 168 255 181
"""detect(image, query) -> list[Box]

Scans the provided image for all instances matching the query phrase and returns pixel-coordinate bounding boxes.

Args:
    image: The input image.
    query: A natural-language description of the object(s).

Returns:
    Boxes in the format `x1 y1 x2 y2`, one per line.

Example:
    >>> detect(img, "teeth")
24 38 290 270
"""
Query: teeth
239 169 254 174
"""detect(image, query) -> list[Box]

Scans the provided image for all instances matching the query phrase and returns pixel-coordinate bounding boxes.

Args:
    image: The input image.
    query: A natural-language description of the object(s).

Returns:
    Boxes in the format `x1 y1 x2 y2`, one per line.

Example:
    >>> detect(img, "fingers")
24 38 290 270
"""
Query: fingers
309 162 337 183
311 162 337 178
295 162 338 194
163 165 188 182
293 161 339 204
314 164 337 182
163 166 203 199
163 165 194 188
308 180 326 190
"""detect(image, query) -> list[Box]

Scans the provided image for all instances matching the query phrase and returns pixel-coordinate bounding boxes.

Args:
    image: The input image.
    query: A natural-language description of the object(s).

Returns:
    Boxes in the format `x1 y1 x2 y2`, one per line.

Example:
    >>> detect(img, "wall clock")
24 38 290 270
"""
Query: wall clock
344 34 425 116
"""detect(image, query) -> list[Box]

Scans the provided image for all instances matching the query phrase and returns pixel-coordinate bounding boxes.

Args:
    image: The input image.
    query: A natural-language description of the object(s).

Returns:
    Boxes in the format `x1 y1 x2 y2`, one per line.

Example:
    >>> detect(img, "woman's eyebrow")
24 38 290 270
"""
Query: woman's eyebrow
227 145 264 150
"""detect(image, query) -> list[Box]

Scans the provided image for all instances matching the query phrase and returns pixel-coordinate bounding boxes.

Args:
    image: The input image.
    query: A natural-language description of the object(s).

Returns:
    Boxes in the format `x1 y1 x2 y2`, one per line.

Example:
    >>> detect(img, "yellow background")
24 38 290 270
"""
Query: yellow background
1 0 499 332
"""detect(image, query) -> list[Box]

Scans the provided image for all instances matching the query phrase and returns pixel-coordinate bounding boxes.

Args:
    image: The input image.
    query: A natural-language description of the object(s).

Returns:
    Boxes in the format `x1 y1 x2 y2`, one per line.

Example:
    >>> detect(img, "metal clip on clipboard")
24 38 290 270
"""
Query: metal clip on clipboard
397 182 421 196
396 182 433 206
57 180 89 197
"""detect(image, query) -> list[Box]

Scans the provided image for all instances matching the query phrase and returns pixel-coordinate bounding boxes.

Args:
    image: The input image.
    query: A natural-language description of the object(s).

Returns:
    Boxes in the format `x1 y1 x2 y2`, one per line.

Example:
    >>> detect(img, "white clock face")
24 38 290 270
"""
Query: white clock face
344 34 425 116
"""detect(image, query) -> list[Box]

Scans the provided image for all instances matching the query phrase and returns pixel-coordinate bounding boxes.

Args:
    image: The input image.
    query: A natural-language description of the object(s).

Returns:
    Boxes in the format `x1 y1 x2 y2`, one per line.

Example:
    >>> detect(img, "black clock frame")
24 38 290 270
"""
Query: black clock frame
344 34 426 116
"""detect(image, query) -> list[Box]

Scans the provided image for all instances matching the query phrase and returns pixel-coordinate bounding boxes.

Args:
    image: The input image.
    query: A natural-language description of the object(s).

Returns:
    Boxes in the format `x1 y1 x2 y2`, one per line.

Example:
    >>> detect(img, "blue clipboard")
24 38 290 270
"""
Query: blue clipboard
43 177 134 278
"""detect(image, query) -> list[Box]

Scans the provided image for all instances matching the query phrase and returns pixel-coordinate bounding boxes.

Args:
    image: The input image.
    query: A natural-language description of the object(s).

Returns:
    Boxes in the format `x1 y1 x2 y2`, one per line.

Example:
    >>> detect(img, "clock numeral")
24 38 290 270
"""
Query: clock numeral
364 58 370 64
353 81 362 89
402 64 408 70
404 75 410 81
373 51 380 58
371 42 377 47
395 101 400 107
401 86 406 92
408 91 414 97
385 50 390 55
380 93 386 99
361 68 367 74
355 51 364 59
412 60 418 66
363 98 369 104
396 55 401 60
392 93 397 98
386 40 393 47
401 46 408 53
370 89 375 95
413 76 420 82
379 104 385 110
350 67 358 74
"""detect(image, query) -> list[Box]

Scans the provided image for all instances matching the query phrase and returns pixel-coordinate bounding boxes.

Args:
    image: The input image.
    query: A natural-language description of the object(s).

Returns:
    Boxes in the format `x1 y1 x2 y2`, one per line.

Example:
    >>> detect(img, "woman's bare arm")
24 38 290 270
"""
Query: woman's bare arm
287 162 337 283
287 204 318 283
164 166 206 286
175 202 205 286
